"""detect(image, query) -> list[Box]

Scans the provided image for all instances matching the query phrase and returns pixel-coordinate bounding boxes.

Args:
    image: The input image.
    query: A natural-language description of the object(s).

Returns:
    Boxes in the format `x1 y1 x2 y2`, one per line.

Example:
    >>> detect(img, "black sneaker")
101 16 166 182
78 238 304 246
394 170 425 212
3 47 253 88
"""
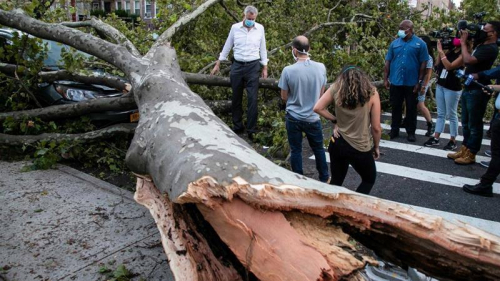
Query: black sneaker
463 183 493 197
424 137 439 147
485 150 492 157
443 140 457 151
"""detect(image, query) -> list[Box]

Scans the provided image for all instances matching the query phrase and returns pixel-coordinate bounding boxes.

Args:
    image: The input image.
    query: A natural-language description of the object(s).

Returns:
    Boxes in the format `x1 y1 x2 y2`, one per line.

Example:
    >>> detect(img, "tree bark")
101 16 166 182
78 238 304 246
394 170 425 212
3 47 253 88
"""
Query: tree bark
1 6 500 281
61 17 141 57
0 96 136 123
0 123 136 145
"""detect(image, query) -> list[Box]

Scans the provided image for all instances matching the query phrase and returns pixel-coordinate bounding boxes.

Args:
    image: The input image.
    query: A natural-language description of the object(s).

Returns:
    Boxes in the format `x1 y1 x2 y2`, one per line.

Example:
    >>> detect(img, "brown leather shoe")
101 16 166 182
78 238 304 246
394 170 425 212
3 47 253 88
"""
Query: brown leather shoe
455 148 476 165
447 145 466 160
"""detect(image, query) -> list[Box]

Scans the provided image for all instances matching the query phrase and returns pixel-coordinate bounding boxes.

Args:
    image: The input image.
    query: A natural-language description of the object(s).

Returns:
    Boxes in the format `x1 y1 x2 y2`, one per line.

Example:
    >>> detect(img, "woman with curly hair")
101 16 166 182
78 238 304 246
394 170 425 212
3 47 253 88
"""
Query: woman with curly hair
313 66 382 194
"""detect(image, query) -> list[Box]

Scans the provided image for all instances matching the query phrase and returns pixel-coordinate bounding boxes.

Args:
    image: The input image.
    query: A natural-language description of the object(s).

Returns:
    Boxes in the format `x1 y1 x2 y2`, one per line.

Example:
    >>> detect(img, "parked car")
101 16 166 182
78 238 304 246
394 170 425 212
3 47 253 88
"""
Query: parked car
0 28 138 126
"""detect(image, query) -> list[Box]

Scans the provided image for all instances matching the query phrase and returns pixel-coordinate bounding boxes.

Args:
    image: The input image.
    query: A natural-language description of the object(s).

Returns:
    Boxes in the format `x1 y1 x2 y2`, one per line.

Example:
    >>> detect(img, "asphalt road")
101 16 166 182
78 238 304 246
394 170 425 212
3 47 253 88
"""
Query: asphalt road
300 113 500 223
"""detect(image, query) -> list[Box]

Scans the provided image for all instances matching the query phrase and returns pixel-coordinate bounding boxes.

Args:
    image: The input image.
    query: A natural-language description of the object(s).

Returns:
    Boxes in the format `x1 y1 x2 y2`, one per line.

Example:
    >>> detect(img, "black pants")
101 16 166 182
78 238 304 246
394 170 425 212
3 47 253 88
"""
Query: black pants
328 135 377 194
390 85 417 134
481 114 500 185
230 60 260 133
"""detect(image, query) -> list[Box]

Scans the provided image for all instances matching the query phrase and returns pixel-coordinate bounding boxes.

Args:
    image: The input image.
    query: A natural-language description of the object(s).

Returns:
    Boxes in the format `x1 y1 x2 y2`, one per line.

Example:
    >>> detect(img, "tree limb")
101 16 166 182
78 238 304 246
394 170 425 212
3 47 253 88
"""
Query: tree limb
150 0 220 52
61 17 141 57
0 123 137 145
219 0 240 23
184 72 383 89
1 63 131 92
236 0 273 6
39 70 132 92
0 96 136 123
0 9 142 76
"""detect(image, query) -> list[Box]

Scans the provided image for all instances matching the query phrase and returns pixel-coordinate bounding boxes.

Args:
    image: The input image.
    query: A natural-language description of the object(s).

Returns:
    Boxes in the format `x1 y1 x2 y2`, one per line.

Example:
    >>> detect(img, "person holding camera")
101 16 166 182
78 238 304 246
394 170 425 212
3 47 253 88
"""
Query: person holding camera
384 20 429 142
278 36 329 183
424 38 467 150
314 66 381 194
463 83 500 197
448 21 500 165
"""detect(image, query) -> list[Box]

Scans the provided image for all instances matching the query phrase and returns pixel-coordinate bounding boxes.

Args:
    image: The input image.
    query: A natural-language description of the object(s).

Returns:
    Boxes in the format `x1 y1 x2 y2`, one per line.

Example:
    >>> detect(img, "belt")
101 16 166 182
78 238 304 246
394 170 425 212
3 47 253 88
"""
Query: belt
233 59 260 65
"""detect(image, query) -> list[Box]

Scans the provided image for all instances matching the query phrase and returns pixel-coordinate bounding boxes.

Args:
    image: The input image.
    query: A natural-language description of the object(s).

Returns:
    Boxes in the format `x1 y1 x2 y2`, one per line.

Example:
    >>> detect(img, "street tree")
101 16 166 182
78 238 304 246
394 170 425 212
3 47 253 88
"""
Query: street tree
1 0 500 280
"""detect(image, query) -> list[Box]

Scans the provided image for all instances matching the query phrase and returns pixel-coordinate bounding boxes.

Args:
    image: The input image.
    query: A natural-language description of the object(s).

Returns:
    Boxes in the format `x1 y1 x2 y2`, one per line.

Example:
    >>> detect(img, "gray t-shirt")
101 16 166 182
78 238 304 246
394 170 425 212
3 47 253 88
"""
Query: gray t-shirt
278 60 327 122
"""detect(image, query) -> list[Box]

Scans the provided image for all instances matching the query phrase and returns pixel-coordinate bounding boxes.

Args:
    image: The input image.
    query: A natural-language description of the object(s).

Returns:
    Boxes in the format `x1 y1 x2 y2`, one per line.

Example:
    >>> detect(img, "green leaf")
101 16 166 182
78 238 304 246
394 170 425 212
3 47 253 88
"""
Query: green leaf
35 148 48 156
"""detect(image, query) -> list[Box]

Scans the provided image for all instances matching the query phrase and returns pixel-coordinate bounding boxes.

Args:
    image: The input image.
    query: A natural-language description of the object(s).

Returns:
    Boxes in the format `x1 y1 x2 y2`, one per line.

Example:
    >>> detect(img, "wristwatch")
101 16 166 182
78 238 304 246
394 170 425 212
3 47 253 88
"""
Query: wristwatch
331 119 337 124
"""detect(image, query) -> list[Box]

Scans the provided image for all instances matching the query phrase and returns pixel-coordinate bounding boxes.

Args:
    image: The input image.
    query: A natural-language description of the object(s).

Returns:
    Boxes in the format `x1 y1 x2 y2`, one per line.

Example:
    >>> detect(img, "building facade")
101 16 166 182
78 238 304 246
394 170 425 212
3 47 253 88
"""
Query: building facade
409 0 455 18
91 0 158 19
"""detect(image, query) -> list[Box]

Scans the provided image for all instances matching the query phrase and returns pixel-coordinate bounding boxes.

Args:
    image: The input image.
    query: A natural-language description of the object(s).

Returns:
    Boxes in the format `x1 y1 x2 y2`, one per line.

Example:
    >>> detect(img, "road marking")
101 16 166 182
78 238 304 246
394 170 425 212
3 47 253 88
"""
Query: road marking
381 112 490 131
380 123 491 146
379 140 490 163
309 153 500 194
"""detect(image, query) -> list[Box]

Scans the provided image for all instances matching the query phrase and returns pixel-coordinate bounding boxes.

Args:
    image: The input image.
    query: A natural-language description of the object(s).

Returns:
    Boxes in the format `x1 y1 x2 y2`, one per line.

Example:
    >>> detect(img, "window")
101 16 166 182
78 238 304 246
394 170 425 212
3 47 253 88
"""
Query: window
117 1 122 10
92 2 99 10
145 1 152 18
135 0 140 15
125 1 130 13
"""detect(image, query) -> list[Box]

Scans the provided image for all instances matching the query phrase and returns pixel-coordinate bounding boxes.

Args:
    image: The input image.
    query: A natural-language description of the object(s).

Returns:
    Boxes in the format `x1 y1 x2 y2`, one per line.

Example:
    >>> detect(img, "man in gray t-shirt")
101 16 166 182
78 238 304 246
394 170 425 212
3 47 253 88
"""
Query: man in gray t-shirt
278 36 329 183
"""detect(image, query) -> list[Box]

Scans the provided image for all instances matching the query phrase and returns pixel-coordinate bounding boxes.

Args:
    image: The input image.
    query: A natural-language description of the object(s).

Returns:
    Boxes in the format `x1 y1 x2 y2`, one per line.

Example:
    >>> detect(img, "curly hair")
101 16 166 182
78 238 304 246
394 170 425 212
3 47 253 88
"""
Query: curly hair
331 66 375 110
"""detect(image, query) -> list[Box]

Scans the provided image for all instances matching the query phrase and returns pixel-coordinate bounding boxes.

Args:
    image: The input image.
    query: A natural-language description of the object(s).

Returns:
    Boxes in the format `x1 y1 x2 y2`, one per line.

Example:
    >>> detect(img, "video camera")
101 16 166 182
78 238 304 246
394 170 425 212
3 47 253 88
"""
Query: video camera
428 27 455 49
457 12 500 46
455 69 494 94
429 12 500 49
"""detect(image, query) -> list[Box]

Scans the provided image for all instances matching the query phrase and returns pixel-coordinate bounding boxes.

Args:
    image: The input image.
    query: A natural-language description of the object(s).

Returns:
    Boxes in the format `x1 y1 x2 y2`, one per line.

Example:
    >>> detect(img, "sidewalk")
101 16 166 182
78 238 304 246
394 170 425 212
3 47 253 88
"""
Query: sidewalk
0 161 173 281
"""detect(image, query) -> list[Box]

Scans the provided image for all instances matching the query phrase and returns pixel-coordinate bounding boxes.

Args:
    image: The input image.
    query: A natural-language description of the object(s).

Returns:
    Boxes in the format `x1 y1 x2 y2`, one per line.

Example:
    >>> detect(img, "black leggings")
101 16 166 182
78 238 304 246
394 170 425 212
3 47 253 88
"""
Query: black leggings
328 135 377 194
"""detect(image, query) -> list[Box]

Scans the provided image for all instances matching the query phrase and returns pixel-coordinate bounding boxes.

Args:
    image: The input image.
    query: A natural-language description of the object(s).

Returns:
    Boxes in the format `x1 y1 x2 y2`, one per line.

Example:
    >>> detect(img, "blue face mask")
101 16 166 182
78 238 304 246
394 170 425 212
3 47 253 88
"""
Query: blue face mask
244 19 255 27
397 29 407 39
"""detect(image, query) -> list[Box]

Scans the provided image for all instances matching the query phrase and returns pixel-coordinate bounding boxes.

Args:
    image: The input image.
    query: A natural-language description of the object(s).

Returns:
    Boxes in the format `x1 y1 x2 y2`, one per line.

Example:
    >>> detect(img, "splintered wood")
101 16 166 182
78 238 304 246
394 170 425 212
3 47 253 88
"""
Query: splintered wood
134 176 241 281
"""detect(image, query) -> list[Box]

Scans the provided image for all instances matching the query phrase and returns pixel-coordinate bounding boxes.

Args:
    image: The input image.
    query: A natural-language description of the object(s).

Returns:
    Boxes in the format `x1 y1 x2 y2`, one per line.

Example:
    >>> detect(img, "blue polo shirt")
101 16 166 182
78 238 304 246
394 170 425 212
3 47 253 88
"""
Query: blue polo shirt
385 35 429 86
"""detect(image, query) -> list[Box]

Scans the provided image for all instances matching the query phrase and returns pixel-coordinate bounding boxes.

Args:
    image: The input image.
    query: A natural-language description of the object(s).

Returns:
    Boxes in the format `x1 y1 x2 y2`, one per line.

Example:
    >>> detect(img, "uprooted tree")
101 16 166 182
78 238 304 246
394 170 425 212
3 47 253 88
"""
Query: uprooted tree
1 1 500 280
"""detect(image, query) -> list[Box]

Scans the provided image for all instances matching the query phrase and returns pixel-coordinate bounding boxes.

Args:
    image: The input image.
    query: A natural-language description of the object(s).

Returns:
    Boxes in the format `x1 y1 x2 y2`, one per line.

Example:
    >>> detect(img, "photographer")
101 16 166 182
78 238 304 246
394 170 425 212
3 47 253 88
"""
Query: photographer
424 38 467 150
464 83 500 197
448 21 500 165
463 66 500 196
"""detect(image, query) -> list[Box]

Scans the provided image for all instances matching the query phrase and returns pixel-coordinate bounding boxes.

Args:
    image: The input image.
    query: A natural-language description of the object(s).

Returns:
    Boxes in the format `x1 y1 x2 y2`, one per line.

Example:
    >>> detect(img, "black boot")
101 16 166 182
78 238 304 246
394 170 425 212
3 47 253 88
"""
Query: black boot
463 182 493 197
425 121 433 137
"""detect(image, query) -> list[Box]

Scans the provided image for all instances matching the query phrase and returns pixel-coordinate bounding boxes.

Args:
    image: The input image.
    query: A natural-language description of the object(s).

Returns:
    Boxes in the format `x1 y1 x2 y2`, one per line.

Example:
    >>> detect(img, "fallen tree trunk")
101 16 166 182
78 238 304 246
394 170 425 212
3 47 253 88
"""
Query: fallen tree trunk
2 7 500 281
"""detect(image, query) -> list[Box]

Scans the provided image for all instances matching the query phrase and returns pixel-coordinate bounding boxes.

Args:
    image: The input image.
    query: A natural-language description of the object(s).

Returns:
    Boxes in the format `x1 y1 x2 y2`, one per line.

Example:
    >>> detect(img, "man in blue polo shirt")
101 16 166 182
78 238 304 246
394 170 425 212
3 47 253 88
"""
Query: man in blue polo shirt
384 20 429 142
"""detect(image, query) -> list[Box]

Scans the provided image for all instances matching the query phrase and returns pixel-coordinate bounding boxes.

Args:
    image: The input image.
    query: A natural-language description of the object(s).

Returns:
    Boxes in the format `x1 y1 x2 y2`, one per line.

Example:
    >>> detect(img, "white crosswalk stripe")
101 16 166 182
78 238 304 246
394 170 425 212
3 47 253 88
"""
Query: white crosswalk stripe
380 123 491 146
381 112 491 131
309 152 500 195
379 140 490 162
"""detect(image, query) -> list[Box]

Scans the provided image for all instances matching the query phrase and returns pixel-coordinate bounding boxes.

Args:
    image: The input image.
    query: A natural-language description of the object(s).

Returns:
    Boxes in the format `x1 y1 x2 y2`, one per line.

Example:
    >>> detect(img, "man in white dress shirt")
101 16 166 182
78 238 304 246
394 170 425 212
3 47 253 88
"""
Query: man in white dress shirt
211 5 268 141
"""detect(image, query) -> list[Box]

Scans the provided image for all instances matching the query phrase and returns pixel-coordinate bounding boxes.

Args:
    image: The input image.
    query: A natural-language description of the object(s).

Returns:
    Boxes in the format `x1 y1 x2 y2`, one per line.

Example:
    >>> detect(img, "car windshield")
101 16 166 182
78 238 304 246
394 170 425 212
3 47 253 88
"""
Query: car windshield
43 40 90 68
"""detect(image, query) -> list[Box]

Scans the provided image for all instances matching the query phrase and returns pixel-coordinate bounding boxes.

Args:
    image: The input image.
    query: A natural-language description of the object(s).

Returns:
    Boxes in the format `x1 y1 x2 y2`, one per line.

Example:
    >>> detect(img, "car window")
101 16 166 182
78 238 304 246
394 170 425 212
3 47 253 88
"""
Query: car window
44 40 90 68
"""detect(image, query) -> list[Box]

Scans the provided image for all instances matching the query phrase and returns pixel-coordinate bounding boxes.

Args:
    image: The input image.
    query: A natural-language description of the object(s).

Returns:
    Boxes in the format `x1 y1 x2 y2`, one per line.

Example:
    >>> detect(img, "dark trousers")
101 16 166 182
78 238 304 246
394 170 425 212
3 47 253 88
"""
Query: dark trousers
461 88 490 154
328 135 377 194
390 85 417 134
481 113 500 185
285 114 329 182
230 60 260 133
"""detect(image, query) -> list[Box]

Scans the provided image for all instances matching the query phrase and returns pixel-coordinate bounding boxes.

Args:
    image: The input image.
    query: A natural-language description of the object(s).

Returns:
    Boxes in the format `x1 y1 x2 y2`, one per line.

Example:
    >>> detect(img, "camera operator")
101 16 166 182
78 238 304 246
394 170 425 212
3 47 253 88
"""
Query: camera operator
448 21 500 165
463 66 500 196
